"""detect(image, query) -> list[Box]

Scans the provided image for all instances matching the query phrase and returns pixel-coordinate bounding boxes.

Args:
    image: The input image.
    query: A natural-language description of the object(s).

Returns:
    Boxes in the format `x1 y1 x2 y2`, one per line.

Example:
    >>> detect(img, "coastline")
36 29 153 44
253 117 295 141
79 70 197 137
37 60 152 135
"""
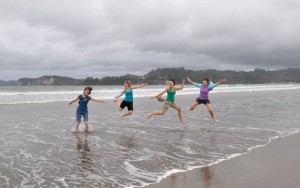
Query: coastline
145 132 300 188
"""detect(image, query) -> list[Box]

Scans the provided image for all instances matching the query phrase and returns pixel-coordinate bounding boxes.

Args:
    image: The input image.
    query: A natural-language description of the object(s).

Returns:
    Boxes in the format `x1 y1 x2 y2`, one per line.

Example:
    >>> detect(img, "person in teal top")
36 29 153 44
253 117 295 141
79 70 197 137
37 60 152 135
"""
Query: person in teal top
69 87 106 132
147 78 185 123
114 81 148 119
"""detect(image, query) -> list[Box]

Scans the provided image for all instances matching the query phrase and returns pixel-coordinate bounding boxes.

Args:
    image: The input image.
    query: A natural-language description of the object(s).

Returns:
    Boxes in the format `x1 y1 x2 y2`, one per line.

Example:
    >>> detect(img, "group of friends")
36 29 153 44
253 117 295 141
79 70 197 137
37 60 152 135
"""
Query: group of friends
68 77 226 132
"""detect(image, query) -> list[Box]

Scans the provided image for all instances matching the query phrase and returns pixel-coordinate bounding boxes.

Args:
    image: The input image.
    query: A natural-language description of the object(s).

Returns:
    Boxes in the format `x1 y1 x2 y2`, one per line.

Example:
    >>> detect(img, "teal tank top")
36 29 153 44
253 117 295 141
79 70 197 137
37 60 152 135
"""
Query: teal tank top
124 88 133 102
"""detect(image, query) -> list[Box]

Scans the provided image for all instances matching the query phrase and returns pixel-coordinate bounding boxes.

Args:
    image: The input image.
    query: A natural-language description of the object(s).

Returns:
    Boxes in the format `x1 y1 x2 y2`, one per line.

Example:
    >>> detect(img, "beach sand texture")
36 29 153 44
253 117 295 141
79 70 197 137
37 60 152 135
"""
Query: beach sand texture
146 132 300 188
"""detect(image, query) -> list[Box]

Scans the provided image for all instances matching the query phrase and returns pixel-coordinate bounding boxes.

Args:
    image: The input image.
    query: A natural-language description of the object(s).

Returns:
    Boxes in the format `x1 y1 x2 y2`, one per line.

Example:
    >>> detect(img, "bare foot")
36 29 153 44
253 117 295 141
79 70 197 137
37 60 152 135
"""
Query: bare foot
70 128 79 133
147 113 152 120
188 107 193 111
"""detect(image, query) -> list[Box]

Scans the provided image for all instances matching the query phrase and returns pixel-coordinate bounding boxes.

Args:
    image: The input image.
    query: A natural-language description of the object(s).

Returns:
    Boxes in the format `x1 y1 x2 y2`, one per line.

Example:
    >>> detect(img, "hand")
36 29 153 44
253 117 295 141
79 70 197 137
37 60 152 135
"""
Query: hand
187 77 191 82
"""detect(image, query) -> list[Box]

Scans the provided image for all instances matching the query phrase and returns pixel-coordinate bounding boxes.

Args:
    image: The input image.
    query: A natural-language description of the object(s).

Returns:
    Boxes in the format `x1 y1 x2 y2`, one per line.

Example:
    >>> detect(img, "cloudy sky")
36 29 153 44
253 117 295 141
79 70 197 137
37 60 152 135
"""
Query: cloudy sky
0 0 299 80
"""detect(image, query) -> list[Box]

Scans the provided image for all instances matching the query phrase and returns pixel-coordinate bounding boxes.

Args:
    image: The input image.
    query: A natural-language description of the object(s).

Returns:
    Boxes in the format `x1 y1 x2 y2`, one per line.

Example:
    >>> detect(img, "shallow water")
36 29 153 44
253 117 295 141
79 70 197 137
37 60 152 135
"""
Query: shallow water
0 84 299 187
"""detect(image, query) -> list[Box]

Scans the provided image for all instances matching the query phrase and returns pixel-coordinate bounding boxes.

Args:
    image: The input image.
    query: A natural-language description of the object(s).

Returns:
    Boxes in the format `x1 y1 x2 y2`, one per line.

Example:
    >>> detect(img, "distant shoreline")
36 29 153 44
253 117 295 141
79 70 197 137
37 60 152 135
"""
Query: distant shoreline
1 67 300 86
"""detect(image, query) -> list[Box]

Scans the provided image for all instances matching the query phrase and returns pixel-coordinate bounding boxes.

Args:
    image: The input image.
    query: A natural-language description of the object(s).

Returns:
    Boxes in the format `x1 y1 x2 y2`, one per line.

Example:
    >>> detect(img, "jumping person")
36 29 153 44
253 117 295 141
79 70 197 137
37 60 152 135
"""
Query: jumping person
187 77 226 123
114 81 148 119
147 78 185 123
69 86 105 132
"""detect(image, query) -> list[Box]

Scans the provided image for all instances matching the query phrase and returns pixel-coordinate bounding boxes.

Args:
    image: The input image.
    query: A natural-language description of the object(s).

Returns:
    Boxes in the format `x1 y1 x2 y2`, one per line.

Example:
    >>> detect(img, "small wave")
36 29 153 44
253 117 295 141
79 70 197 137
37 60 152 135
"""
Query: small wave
1 84 299 105
129 130 300 188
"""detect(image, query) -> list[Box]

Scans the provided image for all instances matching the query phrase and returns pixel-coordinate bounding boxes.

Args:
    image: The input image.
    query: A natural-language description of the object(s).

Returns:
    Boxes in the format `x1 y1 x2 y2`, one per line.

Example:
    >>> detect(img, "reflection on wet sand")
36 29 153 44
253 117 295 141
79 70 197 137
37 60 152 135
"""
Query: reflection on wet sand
166 166 213 188
75 133 94 173
201 166 213 187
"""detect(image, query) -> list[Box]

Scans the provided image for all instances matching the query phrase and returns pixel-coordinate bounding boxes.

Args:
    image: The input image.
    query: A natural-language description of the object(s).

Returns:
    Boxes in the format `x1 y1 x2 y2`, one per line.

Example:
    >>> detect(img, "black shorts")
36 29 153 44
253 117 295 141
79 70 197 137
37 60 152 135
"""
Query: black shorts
120 100 134 111
196 98 210 105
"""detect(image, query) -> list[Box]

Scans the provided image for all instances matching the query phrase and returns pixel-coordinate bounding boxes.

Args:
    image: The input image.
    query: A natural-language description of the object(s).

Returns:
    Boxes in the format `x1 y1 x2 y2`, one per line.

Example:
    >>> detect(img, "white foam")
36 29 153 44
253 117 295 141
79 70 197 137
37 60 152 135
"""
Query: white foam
128 131 300 188
54 177 69 188
1 84 299 105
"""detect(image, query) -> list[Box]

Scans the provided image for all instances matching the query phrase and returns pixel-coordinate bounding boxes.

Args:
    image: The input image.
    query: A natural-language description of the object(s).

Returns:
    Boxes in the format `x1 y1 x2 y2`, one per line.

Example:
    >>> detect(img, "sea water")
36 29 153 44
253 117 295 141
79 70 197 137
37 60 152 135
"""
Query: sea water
0 84 299 187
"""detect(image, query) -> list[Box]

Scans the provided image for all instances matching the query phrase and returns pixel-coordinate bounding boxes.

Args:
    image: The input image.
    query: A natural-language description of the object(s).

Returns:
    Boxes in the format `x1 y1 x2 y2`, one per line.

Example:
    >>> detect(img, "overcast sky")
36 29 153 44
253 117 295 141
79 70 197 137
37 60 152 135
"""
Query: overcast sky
0 0 299 80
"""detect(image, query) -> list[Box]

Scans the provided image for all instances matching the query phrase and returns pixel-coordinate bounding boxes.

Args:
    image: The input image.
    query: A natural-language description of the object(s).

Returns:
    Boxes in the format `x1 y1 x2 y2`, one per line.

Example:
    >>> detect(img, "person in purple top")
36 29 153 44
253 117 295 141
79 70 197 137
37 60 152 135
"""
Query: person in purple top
187 77 226 123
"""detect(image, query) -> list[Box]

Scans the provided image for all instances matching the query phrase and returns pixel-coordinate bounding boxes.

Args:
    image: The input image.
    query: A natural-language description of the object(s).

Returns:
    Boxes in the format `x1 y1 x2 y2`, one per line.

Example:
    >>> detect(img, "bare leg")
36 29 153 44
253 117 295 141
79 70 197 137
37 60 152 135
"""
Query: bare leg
114 99 122 111
147 111 166 119
189 101 200 111
205 103 218 123
172 103 183 123
84 121 89 132
75 122 80 131
121 110 133 119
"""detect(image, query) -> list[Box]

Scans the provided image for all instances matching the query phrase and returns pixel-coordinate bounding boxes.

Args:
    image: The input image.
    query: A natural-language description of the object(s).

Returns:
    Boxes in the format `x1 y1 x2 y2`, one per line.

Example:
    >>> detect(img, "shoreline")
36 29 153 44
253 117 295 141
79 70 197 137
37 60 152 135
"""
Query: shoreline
144 132 300 188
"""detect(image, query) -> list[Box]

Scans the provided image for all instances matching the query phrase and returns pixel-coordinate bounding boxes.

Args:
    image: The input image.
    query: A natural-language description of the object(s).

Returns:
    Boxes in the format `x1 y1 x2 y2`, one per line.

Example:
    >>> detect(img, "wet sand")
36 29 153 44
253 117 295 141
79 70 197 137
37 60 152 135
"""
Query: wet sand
145 132 300 188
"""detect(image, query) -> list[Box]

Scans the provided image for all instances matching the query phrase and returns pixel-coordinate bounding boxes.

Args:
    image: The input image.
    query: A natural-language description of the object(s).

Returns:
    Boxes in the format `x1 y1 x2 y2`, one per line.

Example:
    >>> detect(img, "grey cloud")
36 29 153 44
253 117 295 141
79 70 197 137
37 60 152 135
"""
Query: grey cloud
0 0 299 80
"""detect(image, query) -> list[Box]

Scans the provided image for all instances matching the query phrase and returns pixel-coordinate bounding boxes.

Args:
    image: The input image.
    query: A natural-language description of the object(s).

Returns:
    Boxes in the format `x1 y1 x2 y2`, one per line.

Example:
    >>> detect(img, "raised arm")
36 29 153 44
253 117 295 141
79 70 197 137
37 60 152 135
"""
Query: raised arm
187 77 195 85
214 79 226 87
175 78 185 90
131 83 148 89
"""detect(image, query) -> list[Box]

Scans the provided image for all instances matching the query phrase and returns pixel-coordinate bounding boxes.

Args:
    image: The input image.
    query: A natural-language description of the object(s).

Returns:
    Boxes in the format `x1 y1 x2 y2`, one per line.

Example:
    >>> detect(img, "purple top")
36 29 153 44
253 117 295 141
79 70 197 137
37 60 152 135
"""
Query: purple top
194 81 216 100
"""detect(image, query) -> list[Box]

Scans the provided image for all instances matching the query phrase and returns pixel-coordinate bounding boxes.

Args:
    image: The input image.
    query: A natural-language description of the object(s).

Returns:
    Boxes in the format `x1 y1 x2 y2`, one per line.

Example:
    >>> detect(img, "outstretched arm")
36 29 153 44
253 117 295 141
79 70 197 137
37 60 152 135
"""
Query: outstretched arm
68 97 79 105
115 90 125 99
132 83 148 89
91 98 106 103
187 77 195 85
214 79 226 87
187 77 202 88
176 78 185 90
152 88 168 99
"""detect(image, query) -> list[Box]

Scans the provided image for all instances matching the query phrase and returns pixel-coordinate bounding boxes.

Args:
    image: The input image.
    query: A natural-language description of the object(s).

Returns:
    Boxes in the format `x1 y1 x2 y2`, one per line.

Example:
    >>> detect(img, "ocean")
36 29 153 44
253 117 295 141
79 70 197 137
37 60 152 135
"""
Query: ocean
0 84 299 187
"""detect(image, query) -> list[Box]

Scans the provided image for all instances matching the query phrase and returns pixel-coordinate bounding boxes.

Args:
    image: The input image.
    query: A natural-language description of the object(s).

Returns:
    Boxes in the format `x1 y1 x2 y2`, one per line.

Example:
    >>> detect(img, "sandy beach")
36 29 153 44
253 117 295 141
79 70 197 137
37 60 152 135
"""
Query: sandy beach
145 132 300 188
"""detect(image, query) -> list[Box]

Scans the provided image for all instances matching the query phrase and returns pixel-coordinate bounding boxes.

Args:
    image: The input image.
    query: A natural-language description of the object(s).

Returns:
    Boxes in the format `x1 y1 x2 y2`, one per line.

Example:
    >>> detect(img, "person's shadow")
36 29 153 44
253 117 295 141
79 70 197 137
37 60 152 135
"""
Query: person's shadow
75 133 94 172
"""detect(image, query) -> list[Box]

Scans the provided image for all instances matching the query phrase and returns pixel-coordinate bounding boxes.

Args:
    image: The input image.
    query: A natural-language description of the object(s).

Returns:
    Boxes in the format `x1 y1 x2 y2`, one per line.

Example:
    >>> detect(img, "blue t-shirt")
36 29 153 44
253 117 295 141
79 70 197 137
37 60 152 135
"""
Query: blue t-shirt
77 95 91 112
124 88 133 102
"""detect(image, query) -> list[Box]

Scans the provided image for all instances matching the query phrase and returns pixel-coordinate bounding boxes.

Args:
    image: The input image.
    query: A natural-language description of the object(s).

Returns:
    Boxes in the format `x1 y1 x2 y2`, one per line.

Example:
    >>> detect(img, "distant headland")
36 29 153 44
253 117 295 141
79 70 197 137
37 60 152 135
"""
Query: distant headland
1 67 299 86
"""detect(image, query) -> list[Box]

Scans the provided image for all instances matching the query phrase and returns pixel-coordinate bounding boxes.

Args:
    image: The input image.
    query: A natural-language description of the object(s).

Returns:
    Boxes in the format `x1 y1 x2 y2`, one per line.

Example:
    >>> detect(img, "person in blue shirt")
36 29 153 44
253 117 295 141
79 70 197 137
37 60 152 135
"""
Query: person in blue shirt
69 86 105 132
114 81 148 119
